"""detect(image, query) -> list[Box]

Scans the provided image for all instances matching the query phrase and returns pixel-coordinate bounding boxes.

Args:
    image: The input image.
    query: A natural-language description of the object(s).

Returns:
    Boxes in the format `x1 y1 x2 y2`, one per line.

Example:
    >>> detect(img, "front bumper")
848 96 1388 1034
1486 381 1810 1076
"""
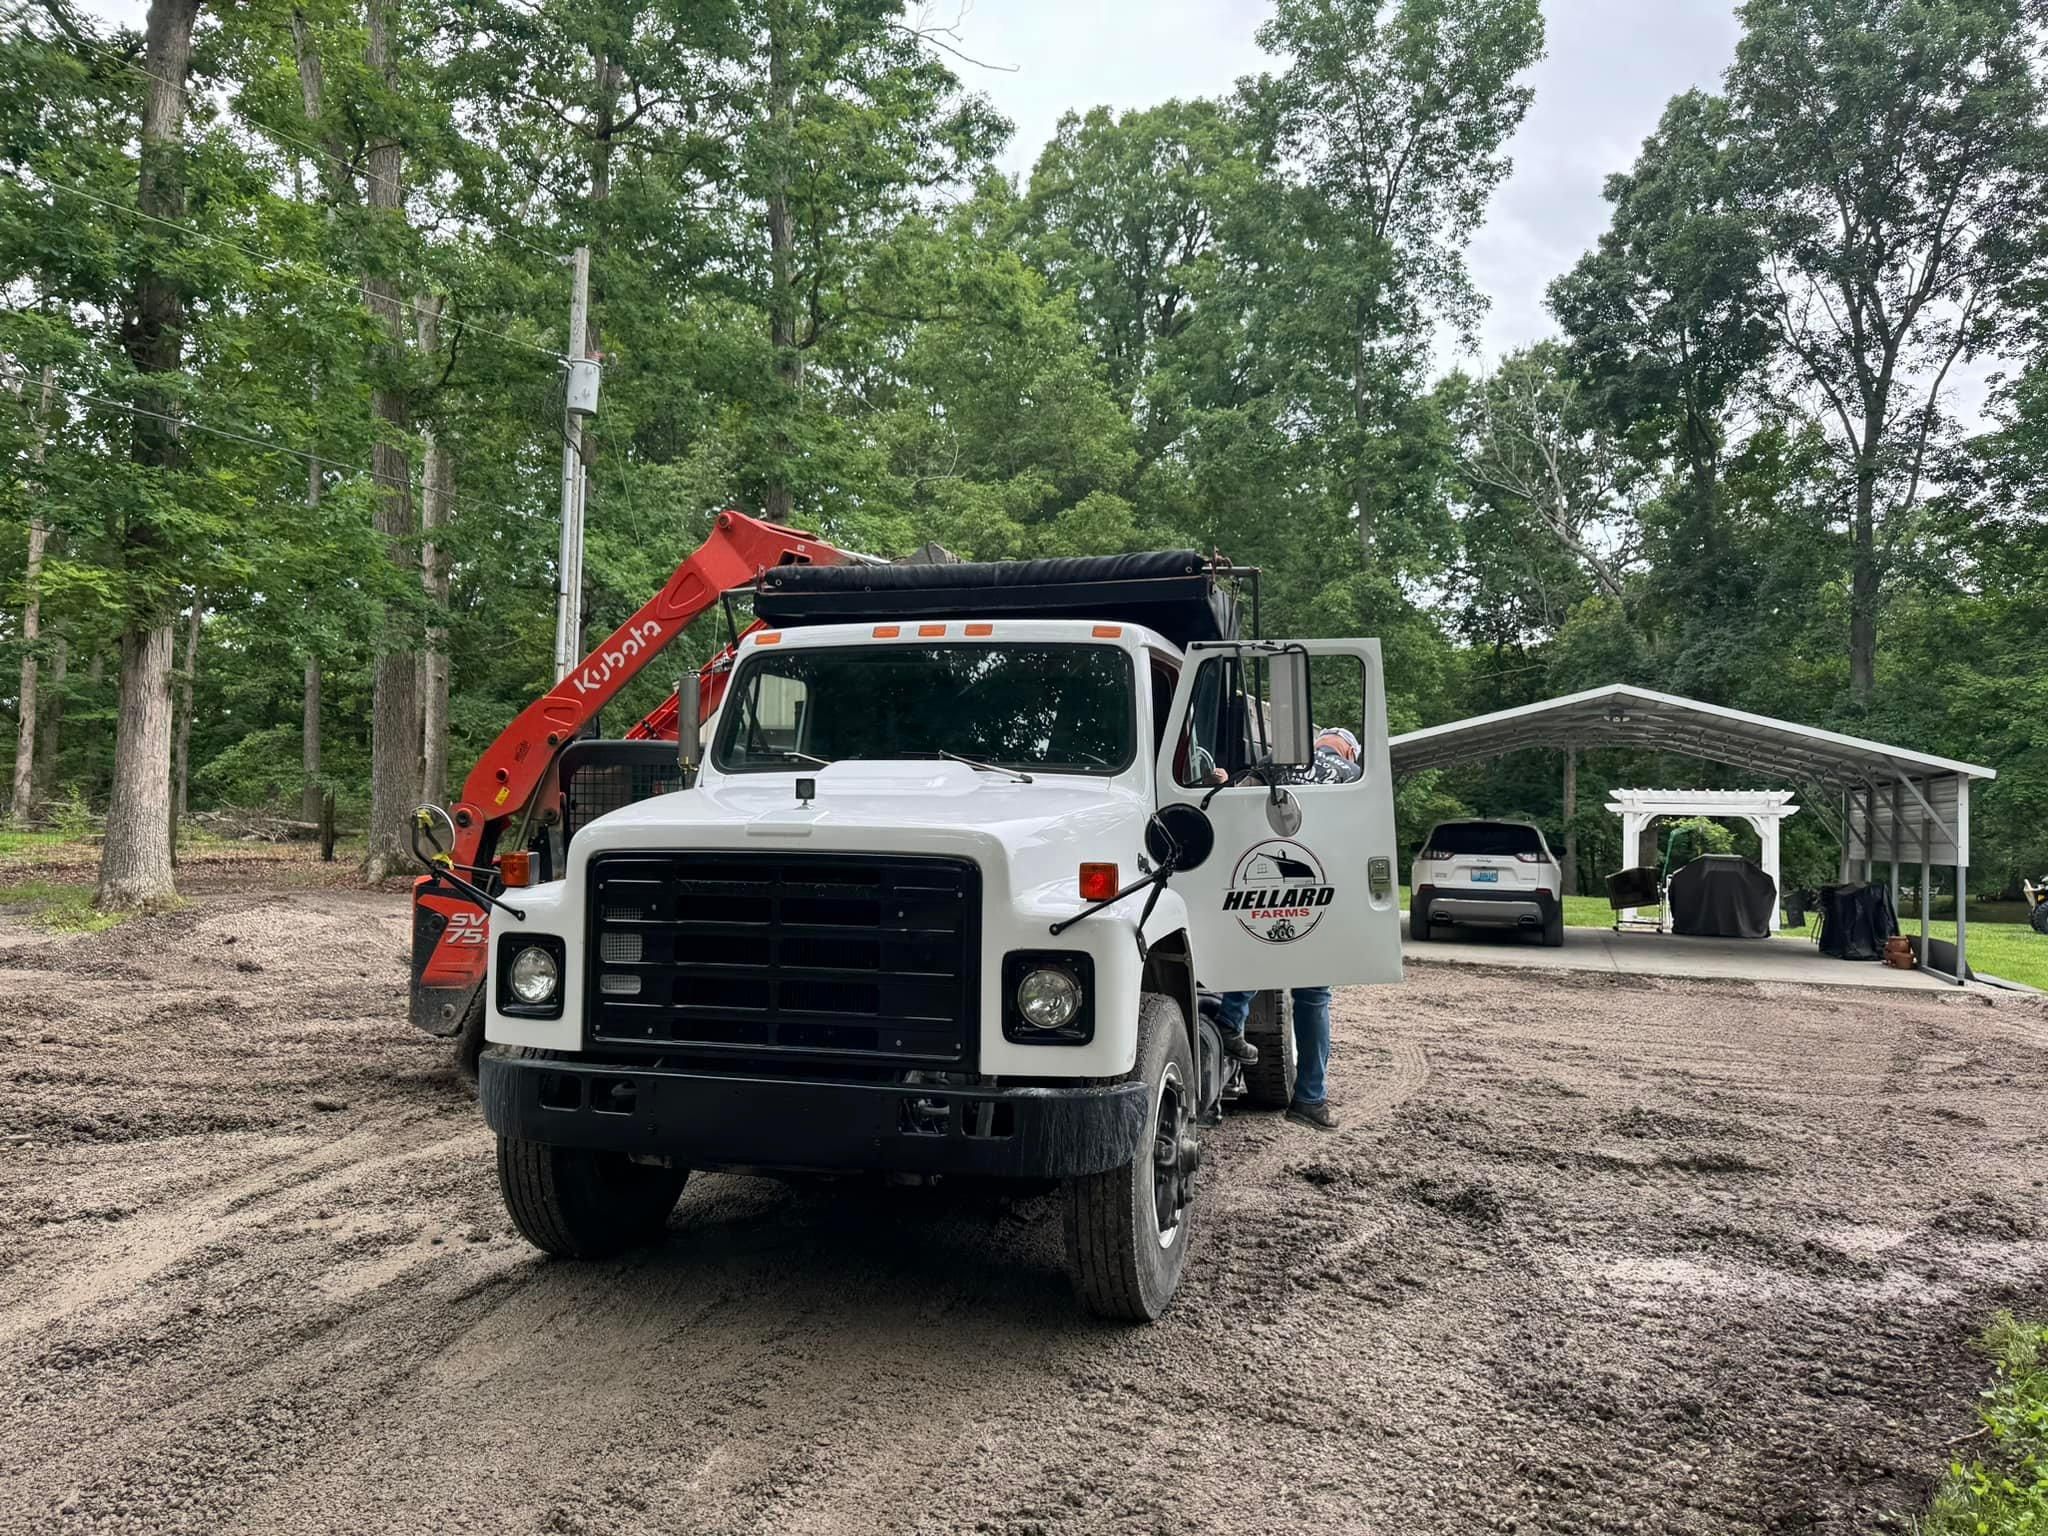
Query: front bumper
479 1053 1149 1179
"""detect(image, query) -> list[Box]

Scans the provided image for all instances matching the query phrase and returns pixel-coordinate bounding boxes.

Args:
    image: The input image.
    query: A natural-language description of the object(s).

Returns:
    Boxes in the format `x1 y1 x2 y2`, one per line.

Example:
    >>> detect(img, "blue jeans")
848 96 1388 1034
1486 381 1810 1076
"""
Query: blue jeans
1217 986 1333 1107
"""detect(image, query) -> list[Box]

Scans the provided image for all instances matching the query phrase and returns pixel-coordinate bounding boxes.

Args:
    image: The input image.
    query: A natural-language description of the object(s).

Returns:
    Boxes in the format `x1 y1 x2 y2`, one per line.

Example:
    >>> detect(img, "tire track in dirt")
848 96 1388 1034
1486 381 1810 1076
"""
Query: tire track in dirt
4 889 2048 1534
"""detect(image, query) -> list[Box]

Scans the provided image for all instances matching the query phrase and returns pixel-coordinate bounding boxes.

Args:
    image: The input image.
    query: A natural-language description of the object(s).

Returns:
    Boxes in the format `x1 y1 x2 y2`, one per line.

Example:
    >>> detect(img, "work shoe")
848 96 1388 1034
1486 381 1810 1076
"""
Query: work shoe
1221 1032 1258 1065
1286 1099 1338 1132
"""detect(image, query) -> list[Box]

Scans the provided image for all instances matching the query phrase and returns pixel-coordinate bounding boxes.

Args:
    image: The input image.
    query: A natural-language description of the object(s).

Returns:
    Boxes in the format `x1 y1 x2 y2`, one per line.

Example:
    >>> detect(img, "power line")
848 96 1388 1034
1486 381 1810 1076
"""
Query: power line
49 382 548 529
32 172 570 364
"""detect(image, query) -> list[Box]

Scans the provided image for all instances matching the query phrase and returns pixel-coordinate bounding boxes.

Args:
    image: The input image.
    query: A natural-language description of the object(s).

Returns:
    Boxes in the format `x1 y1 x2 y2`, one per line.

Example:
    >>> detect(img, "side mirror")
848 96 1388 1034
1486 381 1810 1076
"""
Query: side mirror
1267 648 1315 769
410 803 457 867
1145 802 1215 872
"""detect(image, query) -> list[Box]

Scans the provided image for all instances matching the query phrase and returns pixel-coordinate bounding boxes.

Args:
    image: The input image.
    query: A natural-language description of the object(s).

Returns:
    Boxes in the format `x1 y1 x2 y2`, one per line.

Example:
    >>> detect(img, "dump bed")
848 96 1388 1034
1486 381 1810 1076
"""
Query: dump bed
752 550 1244 649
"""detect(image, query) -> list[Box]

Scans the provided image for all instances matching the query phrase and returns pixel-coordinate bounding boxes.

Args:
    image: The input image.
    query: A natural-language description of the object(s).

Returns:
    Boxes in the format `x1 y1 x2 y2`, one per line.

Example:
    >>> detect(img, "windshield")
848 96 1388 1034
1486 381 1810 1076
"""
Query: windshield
713 642 1137 775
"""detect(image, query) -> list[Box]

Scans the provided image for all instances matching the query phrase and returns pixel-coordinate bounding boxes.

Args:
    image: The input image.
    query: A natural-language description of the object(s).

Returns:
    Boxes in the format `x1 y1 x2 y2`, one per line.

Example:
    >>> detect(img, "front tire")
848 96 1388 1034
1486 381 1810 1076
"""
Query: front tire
1064 994 1199 1322
497 1135 688 1259
1239 989 1297 1110
2031 902 2048 936
453 992 486 1089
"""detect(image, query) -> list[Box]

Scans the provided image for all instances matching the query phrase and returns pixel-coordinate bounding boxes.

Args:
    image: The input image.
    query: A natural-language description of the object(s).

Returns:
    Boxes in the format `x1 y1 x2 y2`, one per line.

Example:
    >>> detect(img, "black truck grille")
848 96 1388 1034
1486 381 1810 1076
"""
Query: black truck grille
585 852 980 1066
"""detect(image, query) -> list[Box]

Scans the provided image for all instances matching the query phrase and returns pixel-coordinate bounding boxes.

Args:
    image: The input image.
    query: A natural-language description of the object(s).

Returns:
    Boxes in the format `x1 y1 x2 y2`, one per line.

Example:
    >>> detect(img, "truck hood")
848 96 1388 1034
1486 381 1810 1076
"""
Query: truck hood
570 761 1150 899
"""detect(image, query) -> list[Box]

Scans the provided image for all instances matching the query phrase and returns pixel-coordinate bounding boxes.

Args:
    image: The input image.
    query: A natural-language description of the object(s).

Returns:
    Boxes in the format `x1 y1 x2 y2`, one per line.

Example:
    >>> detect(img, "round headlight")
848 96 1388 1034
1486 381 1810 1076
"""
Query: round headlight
1016 967 1082 1030
508 945 560 1006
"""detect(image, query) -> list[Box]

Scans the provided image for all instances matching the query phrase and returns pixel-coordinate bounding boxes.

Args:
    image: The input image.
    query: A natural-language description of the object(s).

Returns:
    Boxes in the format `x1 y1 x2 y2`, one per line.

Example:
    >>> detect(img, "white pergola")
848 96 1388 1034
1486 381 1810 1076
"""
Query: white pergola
1390 685 1998 984
1606 788 1798 931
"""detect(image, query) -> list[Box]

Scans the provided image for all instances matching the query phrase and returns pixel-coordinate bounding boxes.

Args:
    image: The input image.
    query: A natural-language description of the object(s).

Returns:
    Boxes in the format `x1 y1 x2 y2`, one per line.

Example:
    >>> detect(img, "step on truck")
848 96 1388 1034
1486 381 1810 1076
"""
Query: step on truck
411 543 1404 1320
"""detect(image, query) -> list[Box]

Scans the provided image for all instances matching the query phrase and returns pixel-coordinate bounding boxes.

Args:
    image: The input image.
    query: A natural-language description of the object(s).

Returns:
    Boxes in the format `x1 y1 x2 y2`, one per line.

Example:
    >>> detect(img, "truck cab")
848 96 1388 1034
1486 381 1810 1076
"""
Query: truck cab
473 553 1402 1320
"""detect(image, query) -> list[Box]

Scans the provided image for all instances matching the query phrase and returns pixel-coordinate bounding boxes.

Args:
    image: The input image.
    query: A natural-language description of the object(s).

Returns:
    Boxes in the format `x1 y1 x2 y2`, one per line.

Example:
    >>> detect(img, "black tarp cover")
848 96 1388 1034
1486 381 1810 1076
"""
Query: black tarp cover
1667 855 1777 939
1816 882 1899 960
754 551 1241 649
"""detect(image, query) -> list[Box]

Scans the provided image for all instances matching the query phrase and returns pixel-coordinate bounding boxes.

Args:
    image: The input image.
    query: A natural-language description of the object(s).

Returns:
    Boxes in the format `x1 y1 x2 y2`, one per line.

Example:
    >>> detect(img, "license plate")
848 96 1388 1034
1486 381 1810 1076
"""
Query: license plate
1472 869 1499 883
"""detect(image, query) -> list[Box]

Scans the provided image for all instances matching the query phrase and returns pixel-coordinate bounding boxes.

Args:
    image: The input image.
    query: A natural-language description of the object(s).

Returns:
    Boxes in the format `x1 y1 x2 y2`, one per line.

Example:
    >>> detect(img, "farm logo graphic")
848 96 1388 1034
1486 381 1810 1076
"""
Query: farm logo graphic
1222 841 1335 944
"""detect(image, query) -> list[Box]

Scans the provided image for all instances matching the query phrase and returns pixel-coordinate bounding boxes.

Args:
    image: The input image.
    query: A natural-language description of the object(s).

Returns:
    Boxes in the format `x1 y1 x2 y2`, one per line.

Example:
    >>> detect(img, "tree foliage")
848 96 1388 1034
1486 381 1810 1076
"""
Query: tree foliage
0 0 2042 903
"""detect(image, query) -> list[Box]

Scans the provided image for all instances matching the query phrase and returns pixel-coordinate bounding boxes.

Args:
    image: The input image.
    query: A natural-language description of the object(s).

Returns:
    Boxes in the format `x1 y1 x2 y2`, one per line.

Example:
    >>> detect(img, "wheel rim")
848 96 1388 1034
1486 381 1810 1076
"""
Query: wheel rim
1151 1061 1197 1249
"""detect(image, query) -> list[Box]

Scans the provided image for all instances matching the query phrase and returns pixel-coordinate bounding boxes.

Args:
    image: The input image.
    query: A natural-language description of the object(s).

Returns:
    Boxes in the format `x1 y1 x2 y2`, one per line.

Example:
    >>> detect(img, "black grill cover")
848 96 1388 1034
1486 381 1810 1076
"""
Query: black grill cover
754 551 1240 649
1816 882 1899 960
1667 855 1777 939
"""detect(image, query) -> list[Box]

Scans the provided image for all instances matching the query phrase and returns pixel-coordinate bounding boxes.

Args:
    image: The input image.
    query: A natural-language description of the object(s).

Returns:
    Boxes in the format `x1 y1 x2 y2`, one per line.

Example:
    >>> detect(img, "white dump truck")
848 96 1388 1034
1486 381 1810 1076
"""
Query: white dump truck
439 552 1403 1320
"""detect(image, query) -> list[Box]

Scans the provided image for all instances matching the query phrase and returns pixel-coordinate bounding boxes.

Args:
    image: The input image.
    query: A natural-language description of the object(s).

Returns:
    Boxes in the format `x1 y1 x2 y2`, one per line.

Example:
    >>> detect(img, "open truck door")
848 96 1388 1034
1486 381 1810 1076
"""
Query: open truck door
1155 639 1402 993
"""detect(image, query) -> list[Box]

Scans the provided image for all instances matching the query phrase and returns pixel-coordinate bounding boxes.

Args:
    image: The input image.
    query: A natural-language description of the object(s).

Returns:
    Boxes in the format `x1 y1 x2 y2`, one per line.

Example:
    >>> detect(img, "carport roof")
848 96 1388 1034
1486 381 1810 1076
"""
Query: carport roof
1389 684 1996 789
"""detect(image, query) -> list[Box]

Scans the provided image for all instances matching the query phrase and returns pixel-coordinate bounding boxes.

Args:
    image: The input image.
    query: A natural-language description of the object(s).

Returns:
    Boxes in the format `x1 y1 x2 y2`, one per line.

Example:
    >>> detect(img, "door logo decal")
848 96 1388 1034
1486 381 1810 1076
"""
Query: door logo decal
1223 840 1335 944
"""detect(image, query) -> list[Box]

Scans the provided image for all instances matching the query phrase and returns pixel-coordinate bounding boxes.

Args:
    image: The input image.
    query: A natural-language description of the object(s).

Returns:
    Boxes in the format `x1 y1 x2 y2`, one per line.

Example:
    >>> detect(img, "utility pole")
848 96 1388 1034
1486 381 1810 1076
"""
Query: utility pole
554 245 595 681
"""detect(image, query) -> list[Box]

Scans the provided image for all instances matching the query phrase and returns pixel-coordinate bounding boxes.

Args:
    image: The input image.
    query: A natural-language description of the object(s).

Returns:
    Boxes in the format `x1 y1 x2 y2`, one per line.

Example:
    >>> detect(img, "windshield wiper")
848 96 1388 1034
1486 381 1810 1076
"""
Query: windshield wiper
776 748 833 768
939 749 1032 783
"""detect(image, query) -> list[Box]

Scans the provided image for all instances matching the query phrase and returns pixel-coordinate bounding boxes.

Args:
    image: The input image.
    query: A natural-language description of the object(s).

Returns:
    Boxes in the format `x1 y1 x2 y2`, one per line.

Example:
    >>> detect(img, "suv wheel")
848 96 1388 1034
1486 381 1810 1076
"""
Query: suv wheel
1239 989 1297 1110
1064 993 1198 1322
1542 906 1566 948
1410 896 1432 942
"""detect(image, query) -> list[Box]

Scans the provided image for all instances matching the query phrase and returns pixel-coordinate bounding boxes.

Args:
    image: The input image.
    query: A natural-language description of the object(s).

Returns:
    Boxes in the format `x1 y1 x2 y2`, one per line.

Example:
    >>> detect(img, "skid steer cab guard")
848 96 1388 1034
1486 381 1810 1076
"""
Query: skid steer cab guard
460 551 1403 1322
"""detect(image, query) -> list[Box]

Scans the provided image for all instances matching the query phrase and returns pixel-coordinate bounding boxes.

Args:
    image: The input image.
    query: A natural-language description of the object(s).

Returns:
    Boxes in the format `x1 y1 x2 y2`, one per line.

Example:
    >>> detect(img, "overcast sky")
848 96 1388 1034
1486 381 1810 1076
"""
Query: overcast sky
78 0 1745 366
952 0 1745 365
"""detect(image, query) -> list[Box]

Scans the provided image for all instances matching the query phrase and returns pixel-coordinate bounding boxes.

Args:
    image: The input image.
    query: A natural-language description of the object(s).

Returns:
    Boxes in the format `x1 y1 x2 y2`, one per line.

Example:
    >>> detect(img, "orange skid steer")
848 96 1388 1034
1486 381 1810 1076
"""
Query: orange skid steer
408 510 869 1074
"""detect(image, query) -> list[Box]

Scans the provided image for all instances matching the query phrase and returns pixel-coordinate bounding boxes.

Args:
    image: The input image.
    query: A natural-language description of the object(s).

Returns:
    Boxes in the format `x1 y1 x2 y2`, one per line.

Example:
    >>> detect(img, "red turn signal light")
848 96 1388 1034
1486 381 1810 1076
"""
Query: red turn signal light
1079 863 1120 901
500 850 532 888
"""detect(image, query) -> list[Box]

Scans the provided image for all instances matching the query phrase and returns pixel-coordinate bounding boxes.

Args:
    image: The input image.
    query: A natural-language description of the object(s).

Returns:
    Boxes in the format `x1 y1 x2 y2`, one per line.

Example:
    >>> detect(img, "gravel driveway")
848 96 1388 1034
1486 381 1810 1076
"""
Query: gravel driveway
2 884 2044 1535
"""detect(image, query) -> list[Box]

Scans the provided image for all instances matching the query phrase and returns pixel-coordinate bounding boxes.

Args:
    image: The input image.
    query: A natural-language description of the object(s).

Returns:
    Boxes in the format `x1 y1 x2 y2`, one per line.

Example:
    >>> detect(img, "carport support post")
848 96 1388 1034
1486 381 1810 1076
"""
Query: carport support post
1886 783 1898 915
1953 775 1971 986
1859 785 1873 882
1919 816 1931 962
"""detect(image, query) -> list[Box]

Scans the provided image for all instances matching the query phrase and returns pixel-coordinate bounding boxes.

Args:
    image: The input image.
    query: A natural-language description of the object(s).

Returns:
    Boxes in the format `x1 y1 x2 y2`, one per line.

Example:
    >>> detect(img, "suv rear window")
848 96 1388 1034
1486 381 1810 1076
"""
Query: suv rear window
1425 822 1543 857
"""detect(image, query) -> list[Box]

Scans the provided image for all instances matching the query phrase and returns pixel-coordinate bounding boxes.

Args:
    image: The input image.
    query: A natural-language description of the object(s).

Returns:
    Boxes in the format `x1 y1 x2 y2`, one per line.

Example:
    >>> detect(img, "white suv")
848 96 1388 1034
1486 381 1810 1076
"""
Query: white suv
1410 820 1564 947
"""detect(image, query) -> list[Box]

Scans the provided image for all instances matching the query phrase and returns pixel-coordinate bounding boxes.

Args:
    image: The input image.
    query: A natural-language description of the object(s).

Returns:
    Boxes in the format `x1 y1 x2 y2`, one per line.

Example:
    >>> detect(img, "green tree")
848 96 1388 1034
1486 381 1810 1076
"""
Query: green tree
1244 0 1544 559
1019 100 1243 419
741 0 1008 524
1549 90 1771 622
1726 0 2048 704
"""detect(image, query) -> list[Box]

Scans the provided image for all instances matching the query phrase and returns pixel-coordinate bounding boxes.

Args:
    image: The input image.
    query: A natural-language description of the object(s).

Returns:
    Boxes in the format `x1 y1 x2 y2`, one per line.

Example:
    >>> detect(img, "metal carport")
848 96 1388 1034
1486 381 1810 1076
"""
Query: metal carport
1389 684 1998 984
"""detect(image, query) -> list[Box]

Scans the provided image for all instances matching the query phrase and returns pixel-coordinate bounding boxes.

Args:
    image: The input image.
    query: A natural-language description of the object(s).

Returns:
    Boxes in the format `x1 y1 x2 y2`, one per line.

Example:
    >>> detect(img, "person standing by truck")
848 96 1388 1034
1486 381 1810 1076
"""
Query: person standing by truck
1214 725 1362 1131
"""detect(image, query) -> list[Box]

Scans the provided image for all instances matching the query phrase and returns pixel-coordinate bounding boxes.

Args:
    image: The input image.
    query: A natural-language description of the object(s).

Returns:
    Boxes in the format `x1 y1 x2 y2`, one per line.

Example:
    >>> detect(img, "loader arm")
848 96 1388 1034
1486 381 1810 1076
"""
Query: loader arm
410 509 855 1036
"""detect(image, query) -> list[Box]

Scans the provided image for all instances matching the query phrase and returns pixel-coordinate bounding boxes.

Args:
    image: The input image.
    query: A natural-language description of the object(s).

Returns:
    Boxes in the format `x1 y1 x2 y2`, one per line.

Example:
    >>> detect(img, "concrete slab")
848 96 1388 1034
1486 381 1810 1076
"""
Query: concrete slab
1401 915 1973 993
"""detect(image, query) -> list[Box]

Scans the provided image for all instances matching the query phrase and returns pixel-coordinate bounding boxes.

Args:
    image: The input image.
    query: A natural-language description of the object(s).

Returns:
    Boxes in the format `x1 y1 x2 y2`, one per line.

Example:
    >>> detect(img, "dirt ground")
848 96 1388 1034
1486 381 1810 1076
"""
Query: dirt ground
3 878 2047 1536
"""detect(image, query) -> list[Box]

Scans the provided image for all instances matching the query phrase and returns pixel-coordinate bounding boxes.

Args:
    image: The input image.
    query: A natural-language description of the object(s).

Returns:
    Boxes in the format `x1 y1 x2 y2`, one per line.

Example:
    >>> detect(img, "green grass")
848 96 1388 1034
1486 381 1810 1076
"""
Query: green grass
1770 914 2048 989
1401 885 2048 990
1917 1313 2048 1535
0 829 94 861
0 879 135 932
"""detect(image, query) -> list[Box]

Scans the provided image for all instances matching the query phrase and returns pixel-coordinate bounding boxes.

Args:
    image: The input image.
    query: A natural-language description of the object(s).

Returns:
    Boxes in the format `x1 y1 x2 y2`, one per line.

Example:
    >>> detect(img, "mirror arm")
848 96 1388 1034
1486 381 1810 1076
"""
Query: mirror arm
1048 865 1169 938
410 812 527 923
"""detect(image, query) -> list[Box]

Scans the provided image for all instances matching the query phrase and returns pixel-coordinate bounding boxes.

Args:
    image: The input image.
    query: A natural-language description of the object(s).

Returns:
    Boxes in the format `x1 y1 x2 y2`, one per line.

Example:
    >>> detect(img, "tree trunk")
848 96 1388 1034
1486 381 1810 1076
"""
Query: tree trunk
302 657 323 824
10 367 56 824
97 0 200 914
1849 462 1878 704
36 636 66 794
1352 315 1376 556
420 433 452 807
359 0 419 882
762 5 800 523
98 625 178 911
414 294 451 807
171 599 200 860
1561 748 1579 897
